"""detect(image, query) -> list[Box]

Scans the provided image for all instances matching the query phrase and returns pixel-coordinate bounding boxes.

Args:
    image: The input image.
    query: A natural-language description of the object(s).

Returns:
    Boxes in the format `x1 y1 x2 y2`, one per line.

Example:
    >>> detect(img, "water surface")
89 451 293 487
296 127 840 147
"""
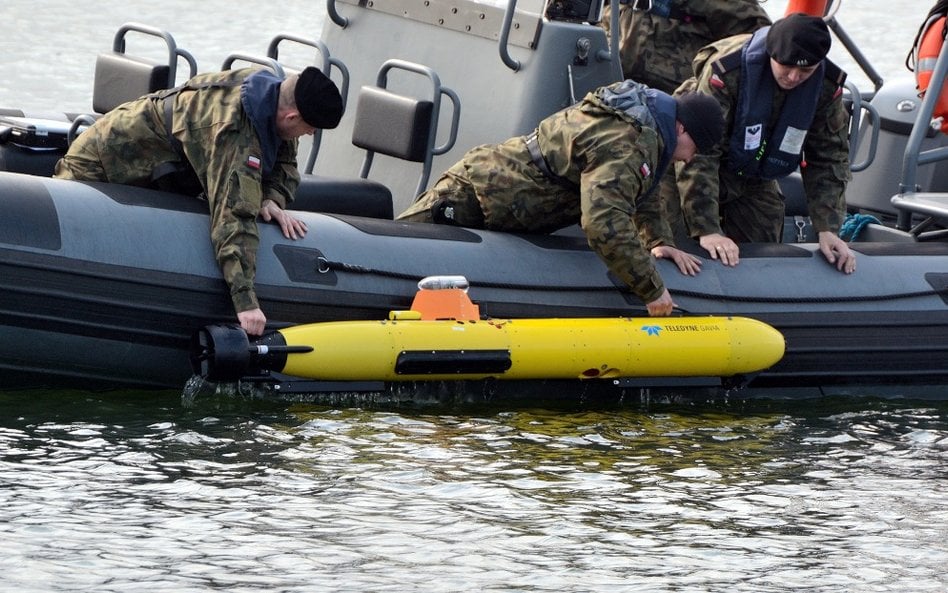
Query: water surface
1 390 946 592
2 1 946 591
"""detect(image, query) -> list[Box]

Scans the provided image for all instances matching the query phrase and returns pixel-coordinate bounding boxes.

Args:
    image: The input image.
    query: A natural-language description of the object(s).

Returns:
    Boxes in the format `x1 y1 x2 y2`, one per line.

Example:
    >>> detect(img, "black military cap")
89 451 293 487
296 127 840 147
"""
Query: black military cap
295 66 343 129
675 92 725 154
766 13 832 67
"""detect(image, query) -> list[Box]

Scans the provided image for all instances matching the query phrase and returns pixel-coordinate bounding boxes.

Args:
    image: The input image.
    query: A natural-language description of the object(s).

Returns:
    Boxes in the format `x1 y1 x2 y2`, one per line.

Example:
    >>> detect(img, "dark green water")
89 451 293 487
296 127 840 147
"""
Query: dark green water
1 388 945 592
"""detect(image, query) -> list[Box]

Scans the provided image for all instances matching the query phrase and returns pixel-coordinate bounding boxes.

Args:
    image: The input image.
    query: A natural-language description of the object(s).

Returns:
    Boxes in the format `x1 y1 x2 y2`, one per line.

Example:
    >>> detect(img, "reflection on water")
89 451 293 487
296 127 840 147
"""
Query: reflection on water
1 390 945 592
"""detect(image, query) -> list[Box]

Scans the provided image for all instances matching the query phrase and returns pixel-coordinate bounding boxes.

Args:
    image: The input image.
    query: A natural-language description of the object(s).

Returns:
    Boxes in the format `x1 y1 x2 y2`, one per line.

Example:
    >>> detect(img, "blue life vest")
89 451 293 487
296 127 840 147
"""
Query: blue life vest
724 27 826 180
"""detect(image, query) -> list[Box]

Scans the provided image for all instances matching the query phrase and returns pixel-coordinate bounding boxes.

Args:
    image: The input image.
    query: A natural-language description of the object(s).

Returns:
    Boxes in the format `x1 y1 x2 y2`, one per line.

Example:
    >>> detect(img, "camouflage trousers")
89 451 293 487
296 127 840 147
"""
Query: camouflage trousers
661 166 784 243
396 173 487 228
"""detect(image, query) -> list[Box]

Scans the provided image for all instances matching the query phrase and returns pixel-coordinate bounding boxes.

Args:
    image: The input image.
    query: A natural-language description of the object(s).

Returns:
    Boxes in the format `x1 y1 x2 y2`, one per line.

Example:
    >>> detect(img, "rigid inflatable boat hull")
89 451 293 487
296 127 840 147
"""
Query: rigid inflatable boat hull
1 172 948 392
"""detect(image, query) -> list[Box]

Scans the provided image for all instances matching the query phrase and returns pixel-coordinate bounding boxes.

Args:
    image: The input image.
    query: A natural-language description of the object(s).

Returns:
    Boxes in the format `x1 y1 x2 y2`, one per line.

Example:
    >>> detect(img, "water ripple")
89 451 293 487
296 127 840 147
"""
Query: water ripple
1 391 946 592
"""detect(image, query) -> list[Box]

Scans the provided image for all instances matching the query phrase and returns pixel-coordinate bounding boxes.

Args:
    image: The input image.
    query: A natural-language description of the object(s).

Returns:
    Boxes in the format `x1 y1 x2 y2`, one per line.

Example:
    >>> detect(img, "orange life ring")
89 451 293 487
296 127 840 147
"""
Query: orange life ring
915 16 948 134
784 0 830 17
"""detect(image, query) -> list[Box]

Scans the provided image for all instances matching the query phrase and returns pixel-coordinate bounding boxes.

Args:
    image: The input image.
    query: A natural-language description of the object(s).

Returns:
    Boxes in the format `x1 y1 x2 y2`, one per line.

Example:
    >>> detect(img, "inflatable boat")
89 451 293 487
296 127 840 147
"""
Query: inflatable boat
1 1 947 400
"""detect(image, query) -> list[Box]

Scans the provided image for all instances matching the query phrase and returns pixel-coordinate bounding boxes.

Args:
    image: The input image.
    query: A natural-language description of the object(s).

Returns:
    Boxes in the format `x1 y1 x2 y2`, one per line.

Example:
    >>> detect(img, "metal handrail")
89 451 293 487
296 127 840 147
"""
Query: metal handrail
844 81 880 172
597 0 624 81
266 34 350 109
175 48 198 79
112 23 183 87
826 17 884 93
898 29 948 198
895 35 948 230
326 0 349 28
220 54 286 78
361 59 461 197
499 0 522 72
265 34 352 174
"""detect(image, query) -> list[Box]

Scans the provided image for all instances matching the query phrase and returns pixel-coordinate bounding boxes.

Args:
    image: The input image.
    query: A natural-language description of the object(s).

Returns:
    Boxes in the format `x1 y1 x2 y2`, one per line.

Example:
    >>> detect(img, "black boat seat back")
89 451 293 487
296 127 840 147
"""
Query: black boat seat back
352 87 433 163
293 174 393 219
0 24 197 178
90 23 197 116
776 172 817 243
92 53 171 115
72 23 197 142
350 59 460 200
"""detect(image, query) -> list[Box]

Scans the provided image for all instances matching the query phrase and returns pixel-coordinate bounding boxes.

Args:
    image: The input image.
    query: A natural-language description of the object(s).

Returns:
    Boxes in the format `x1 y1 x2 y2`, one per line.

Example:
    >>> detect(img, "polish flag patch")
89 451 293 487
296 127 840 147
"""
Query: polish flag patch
710 74 725 89
246 155 261 170
640 162 651 178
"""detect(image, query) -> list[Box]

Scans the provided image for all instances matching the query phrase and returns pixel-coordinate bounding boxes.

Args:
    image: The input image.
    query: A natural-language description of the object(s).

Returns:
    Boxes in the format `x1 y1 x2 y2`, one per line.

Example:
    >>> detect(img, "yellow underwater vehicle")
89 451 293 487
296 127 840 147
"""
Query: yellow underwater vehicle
191 277 786 390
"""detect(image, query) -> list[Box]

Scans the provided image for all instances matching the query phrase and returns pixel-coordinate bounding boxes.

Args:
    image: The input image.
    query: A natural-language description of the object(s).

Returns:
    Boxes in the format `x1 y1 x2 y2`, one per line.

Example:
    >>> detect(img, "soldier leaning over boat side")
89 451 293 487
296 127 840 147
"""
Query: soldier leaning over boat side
664 12 857 274
396 82 725 317
53 67 344 335
600 0 772 94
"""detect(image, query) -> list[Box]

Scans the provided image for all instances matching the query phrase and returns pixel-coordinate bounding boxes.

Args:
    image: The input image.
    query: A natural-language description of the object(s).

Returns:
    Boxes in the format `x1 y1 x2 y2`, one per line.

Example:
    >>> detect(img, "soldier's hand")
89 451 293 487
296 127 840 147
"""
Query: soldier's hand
260 199 308 240
651 245 702 276
238 308 267 337
699 233 740 266
645 288 676 317
818 231 856 274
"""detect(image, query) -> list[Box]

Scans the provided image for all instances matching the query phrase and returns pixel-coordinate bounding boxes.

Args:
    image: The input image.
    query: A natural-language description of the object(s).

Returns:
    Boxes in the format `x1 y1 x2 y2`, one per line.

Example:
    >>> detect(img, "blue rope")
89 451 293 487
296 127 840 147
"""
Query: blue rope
839 213 882 241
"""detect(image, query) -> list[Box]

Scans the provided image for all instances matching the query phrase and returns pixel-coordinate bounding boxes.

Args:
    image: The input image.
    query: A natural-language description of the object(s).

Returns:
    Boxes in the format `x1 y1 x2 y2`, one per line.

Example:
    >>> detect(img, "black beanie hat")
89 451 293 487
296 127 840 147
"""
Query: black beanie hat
294 66 344 129
766 13 832 67
675 92 725 154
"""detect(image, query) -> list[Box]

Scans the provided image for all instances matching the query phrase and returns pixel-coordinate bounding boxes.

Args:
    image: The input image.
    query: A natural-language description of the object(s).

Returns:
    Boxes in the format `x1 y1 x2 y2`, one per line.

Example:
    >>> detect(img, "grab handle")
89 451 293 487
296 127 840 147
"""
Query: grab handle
845 81 880 173
326 0 350 28
499 0 521 72
112 22 197 85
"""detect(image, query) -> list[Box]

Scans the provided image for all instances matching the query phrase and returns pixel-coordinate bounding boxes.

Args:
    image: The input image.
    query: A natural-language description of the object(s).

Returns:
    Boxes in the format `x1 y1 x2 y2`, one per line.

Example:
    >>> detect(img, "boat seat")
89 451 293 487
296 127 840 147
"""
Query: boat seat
778 171 808 216
352 86 433 165
292 174 393 219
777 172 818 243
0 24 197 178
92 54 170 115
891 192 948 240
352 59 460 199
73 24 198 142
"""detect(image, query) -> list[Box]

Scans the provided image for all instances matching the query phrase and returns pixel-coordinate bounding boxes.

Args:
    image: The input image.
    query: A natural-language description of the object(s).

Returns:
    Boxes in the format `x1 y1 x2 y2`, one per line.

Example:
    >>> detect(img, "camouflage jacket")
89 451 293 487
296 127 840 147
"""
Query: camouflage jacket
675 34 852 236
447 82 675 304
600 0 771 93
55 68 301 313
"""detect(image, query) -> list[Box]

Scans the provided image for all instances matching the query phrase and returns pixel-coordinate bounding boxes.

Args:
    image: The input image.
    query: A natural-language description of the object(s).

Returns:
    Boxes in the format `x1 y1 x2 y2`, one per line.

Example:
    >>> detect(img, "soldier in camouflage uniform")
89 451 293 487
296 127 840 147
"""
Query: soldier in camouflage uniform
54 66 344 334
600 0 771 94
666 13 857 274
397 82 725 316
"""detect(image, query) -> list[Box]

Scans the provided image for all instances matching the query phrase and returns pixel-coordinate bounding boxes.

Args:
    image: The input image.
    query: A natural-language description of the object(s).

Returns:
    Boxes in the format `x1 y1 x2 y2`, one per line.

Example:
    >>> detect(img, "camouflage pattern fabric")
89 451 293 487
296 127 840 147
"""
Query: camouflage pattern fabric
54 68 301 314
398 86 672 305
600 0 771 93
667 34 851 241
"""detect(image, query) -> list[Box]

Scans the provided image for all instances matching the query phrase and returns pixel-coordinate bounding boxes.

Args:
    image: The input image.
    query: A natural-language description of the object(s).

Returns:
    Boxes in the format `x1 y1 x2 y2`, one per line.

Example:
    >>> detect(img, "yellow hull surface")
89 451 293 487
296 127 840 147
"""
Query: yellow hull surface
276 316 785 382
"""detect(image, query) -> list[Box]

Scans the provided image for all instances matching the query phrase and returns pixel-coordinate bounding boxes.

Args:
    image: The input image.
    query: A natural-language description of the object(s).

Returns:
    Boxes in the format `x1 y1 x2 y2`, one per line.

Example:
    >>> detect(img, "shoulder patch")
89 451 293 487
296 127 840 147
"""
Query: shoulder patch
824 59 847 87
640 162 651 178
711 50 742 77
